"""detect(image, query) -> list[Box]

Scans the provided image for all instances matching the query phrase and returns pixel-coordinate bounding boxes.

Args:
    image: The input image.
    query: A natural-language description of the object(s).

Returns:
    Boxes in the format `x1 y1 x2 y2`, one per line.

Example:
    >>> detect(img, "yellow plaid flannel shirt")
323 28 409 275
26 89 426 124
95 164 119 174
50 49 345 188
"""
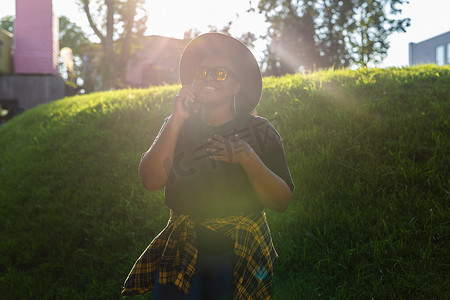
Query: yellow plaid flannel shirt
122 210 278 299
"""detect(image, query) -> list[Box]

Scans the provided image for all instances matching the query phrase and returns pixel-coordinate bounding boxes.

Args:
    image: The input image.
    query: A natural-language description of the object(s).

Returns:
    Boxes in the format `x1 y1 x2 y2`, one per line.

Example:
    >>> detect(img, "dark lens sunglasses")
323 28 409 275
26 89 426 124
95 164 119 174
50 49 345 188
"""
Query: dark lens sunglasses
194 66 236 81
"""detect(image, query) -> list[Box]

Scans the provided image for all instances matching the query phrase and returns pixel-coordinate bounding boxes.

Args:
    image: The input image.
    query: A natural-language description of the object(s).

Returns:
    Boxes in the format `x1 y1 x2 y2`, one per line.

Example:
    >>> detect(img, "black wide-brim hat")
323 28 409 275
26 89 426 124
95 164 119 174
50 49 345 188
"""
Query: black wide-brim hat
179 33 262 114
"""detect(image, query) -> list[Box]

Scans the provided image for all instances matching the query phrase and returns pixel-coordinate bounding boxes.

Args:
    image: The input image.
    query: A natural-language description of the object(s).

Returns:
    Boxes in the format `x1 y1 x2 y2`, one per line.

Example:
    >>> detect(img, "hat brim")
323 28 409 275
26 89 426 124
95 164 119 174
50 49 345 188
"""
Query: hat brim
179 33 262 114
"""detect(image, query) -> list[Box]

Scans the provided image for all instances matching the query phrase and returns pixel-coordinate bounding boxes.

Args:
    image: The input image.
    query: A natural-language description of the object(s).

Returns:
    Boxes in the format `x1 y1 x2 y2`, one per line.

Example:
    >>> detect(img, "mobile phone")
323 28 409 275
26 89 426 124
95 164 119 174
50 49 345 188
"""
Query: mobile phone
188 84 197 113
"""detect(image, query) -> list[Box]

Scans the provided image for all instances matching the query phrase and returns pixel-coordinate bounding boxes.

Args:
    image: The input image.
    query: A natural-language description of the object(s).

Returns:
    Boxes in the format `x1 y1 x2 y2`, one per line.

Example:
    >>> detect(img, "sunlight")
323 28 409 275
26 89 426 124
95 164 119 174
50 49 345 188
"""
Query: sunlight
142 0 267 63
275 45 302 73
144 0 261 38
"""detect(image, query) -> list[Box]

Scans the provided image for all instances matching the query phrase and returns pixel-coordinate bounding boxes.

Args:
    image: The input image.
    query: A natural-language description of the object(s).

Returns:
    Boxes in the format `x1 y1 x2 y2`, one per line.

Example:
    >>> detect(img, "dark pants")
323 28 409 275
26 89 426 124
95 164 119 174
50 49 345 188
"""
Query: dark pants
152 225 234 300
152 249 234 300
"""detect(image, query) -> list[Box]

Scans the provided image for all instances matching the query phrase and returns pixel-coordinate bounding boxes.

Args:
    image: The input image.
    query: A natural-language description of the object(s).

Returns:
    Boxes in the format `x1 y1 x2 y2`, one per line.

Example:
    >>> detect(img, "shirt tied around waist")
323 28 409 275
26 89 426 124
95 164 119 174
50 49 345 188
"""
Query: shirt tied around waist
122 210 278 299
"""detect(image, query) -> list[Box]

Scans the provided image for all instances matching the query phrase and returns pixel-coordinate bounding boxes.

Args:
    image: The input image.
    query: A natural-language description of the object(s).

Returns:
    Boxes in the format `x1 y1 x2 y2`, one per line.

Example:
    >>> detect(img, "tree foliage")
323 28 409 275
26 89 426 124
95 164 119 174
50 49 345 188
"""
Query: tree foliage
58 16 91 93
0 15 14 33
256 0 410 75
185 20 258 50
346 0 410 67
59 16 89 58
77 0 148 90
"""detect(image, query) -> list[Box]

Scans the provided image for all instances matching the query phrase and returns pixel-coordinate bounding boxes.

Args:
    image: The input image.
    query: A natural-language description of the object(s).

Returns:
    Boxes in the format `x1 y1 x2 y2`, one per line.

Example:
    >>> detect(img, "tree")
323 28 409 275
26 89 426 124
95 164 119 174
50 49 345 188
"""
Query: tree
184 22 258 52
257 0 323 75
77 0 148 90
206 21 258 50
256 0 410 74
0 15 14 33
346 0 410 67
59 16 90 92
316 0 355 68
59 16 89 58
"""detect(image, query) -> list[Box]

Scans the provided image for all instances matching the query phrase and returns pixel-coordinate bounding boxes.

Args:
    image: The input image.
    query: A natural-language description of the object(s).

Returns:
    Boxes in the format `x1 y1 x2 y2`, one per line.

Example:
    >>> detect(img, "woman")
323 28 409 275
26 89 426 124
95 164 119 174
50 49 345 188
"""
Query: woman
122 33 294 299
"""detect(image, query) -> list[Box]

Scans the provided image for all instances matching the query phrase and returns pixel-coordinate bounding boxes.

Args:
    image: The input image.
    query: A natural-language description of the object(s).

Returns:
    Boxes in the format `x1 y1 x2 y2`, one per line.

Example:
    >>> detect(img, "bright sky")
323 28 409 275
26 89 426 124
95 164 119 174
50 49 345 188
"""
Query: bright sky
1 0 450 68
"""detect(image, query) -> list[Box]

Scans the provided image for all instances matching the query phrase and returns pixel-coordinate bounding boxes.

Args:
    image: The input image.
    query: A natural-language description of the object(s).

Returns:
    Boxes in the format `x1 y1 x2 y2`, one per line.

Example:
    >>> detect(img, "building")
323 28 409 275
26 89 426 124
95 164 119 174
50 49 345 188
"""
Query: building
0 28 13 74
123 35 187 88
0 0 65 123
409 30 450 66
80 35 187 91
14 0 59 74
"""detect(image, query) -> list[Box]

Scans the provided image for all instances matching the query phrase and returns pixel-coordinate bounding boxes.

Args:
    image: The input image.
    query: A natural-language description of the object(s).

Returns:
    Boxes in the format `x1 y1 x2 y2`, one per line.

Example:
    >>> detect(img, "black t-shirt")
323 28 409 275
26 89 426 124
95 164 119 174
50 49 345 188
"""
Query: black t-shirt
163 114 294 219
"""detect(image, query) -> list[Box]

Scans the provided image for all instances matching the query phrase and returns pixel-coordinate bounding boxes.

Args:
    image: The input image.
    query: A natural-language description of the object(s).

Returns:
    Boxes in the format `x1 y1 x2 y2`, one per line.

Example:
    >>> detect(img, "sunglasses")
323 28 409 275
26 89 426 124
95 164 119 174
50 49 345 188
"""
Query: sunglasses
193 66 236 81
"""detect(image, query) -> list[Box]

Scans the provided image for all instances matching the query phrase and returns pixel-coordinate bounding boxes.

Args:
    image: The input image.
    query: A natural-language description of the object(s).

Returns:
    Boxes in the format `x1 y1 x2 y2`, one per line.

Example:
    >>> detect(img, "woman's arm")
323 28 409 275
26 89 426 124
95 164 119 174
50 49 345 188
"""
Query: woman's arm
139 86 197 190
206 134 292 212
139 116 184 190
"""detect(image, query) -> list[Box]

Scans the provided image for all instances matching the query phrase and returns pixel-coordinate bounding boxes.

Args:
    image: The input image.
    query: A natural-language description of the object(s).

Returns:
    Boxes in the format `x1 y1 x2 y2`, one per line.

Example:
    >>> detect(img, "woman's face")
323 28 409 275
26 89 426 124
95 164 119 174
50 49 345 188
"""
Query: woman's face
193 55 240 109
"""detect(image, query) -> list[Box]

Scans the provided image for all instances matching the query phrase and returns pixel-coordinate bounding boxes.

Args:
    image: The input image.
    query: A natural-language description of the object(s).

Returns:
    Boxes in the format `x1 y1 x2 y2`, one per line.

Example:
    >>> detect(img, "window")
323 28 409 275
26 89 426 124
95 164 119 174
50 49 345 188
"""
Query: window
436 45 444 65
447 43 450 64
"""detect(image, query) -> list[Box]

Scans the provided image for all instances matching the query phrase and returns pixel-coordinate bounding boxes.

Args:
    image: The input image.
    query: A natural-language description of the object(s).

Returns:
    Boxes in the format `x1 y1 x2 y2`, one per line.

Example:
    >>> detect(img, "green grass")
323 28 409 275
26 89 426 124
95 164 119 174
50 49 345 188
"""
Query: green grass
0 65 449 299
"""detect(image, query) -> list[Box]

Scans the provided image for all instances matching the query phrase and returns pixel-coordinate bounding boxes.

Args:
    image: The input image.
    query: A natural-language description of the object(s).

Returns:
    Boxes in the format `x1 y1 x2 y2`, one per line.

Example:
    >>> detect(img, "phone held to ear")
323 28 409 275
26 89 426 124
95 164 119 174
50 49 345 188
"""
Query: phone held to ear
188 83 197 113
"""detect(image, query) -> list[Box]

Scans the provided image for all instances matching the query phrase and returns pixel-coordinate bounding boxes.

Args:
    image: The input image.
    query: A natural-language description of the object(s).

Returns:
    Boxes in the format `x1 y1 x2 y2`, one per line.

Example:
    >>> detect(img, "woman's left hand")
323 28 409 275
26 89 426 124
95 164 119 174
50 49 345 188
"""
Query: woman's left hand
207 133 292 212
206 134 253 165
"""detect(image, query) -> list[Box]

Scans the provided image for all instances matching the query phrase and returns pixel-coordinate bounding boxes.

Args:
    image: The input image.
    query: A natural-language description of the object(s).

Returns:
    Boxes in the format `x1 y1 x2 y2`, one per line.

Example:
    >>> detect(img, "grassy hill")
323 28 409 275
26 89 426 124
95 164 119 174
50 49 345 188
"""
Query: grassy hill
0 65 449 299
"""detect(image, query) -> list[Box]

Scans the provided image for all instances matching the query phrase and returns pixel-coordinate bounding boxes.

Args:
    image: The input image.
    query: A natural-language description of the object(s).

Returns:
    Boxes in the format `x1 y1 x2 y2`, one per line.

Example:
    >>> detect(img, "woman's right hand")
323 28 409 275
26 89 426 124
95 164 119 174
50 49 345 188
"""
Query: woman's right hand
172 85 199 122
140 85 197 190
